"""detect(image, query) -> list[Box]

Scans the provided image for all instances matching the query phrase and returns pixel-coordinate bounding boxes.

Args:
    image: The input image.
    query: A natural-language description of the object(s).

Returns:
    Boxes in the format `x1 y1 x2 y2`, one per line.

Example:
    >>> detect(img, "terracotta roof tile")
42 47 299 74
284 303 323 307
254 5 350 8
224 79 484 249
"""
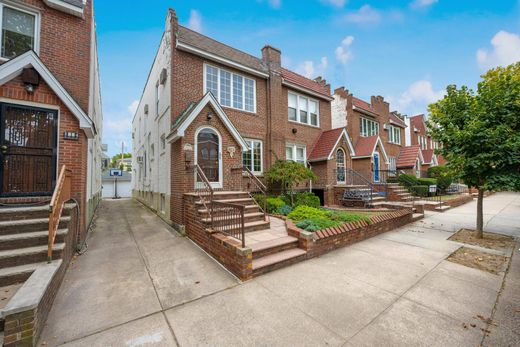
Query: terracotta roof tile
308 128 344 161
352 97 372 112
178 26 268 73
280 68 330 98
389 113 406 127
397 145 421 168
354 135 378 157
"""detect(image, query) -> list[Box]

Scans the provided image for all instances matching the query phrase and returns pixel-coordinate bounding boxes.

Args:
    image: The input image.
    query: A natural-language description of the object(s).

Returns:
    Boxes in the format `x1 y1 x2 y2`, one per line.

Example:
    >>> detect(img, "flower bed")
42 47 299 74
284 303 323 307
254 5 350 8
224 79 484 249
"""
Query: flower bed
287 205 371 232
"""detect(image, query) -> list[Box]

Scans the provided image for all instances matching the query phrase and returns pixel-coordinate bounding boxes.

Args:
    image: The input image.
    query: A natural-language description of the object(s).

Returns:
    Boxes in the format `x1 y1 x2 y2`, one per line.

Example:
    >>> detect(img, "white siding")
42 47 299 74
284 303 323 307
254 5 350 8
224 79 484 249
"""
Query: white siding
404 117 412 146
132 15 172 201
331 93 347 129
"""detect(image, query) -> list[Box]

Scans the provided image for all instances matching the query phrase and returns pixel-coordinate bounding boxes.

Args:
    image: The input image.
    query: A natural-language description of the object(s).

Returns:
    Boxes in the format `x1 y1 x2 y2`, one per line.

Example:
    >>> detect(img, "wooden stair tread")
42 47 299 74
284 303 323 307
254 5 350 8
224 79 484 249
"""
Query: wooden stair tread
0 243 65 259
252 248 306 270
0 229 67 242
250 236 298 253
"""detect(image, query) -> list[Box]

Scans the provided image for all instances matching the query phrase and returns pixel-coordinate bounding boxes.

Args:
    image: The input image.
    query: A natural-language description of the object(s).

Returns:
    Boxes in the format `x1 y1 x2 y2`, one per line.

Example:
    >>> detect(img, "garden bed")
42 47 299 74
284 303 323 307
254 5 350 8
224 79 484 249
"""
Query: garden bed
448 229 515 251
447 247 509 275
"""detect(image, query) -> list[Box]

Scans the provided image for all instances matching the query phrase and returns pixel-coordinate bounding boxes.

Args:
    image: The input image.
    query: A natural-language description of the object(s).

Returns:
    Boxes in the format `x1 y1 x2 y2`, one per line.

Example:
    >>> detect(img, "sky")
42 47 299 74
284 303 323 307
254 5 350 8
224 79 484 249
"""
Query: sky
96 0 520 156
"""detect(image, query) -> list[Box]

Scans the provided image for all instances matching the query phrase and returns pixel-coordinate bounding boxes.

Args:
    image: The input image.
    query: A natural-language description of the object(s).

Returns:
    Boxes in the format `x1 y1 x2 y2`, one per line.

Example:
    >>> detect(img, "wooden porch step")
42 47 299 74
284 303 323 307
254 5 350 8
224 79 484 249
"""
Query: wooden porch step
251 236 299 259
0 217 71 235
0 229 68 251
0 262 45 287
0 243 65 269
252 248 307 276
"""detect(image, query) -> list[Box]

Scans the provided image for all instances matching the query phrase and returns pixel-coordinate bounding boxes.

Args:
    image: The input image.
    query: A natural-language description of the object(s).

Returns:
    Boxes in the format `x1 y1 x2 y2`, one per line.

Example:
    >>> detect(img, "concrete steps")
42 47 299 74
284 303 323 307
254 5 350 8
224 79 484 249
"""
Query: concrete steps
252 248 307 277
251 236 299 259
0 244 65 270
0 262 45 287
0 229 68 251
0 216 71 235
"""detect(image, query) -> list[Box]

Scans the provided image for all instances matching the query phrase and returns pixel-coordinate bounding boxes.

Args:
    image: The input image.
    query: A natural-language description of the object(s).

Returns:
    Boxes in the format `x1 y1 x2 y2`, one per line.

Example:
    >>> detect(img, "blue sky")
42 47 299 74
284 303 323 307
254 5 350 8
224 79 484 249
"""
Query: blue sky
96 0 520 156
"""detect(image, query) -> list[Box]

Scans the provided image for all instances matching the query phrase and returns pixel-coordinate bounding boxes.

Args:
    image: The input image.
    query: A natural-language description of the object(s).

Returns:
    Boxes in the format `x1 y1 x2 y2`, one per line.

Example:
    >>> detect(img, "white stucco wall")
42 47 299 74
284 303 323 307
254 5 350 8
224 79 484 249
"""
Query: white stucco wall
132 15 172 200
404 117 412 146
331 93 347 129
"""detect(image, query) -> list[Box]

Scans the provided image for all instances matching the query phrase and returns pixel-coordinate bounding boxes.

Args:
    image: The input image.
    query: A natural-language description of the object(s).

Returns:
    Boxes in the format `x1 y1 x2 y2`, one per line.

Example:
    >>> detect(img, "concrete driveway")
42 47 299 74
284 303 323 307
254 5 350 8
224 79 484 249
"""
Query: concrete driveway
39 193 519 346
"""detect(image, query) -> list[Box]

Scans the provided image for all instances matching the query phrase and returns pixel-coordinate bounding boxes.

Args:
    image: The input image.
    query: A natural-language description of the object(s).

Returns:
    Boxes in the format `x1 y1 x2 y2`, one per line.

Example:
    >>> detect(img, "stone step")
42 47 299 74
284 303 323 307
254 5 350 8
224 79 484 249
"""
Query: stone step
0 203 74 222
0 262 45 287
252 248 307 276
0 244 65 269
434 205 451 212
251 236 299 259
195 197 255 206
412 213 424 222
0 229 68 251
202 212 266 224
0 217 71 235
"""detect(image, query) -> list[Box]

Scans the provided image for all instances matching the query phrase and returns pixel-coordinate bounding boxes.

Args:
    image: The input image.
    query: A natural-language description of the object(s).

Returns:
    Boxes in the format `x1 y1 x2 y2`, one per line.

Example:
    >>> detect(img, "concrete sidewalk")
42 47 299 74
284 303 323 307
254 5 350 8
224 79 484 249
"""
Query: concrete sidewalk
39 193 520 346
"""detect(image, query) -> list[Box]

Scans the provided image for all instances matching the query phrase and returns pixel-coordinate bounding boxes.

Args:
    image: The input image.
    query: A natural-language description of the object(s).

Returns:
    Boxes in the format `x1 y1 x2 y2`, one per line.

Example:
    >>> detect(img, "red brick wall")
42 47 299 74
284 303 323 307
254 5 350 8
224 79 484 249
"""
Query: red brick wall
0 76 89 241
15 0 93 112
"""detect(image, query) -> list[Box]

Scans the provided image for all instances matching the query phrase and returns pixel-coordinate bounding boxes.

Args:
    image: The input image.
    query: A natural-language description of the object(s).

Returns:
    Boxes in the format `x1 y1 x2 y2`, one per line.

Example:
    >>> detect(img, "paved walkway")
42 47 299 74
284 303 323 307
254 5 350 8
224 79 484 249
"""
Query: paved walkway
39 193 520 346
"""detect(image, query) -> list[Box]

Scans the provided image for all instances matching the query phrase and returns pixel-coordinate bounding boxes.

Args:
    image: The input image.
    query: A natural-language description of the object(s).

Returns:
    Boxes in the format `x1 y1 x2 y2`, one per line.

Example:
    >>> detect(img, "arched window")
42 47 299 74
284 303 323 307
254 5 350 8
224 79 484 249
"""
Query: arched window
336 148 346 184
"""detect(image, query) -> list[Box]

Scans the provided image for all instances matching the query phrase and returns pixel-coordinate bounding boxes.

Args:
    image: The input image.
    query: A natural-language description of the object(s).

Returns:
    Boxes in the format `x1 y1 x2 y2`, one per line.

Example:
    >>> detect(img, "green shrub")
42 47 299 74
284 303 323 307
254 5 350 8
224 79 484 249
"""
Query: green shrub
276 205 293 216
417 178 437 186
398 174 418 187
295 218 339 232
294 192 321 208
427 166 453 192
328 211 371 224
266 197 285 213
287 205 328 221
409 185 429 197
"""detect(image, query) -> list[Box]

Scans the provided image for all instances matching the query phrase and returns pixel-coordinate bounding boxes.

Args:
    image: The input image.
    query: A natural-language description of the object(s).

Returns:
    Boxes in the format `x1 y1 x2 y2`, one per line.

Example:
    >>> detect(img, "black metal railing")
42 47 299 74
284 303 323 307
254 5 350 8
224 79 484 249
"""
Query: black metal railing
241 166 268 221
340 169 374 207
211 201 246 247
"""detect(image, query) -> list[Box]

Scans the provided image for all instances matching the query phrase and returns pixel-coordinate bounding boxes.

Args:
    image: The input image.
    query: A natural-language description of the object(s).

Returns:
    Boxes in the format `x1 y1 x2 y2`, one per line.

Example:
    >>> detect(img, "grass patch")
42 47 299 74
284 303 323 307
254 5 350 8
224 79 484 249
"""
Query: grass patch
448 229 515 250
447 247 509 275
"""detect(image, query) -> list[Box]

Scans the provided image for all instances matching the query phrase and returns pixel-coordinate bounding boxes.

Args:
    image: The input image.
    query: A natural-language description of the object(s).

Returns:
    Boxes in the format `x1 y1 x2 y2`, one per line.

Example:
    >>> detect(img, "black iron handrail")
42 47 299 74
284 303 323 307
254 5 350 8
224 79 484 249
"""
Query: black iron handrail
211 201 246 247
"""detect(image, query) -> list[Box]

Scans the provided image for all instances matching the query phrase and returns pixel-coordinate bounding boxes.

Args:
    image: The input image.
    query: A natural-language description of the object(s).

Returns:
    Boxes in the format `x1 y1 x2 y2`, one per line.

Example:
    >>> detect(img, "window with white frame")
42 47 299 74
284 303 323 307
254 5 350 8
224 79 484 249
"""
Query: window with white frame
286 144 306 165
388 125 401 145
0 4 38 60
288 92 319 126
242 139 262 174
360 117 379 137
389 156 396 171
204 64 256 112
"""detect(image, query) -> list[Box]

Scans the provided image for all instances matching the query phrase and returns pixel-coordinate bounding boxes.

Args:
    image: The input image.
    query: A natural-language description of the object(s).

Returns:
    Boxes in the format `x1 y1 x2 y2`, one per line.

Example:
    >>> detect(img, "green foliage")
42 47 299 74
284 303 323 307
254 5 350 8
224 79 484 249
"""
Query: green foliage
276 205 293 216
266 197 285 213
417 178 437 186
110 152 132 168
288 206 371 231
398 174 418 187
427 166 453 192
264 160 317 204
409 185 430 197
294 192 321 208
296 218 338 232
288 205 329 221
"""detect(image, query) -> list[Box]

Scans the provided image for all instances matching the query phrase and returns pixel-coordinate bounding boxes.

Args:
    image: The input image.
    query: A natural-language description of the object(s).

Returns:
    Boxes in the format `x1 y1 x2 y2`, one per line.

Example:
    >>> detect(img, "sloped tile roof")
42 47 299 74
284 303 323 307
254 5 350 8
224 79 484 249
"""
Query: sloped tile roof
397 145 421 168
280 68 330 98
389 112 406 127
354 135 378 157
410 114 426 133
352 97 372 112
308 128 344 161
178 26 268 73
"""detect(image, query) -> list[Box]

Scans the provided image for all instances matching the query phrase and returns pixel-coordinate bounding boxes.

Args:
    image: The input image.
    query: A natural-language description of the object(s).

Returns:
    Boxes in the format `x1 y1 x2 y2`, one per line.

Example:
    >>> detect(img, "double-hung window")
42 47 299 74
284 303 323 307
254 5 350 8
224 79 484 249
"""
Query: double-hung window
0 4 38 60
204 64 256 112
288 92 319 126
242 139 262 174
360 118 379 137
286 144 306 166
388 125 401 145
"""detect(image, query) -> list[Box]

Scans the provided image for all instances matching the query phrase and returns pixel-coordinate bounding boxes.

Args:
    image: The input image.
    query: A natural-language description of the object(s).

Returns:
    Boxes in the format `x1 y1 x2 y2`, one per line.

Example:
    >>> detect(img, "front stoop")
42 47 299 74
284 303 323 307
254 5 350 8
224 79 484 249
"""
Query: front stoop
250 235 307 277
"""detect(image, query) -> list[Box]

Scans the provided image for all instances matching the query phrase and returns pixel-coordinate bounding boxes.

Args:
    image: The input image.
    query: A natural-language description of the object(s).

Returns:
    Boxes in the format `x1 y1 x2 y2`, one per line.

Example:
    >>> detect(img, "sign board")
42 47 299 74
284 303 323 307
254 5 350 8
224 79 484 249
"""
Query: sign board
429 185 437 193
109 169 123 177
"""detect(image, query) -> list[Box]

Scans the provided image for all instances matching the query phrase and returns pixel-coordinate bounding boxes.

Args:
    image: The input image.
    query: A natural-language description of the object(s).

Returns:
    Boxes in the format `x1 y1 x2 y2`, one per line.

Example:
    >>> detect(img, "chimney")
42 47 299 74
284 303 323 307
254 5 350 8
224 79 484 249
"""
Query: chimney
314 76 323 84
262 45 281 71
168 8 179 39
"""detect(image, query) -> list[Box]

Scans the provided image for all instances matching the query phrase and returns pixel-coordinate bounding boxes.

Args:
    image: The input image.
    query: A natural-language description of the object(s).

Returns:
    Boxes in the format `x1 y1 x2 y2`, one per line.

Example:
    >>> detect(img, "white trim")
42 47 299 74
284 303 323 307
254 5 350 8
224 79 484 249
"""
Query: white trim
42 0 85 17
360 116 380 137
194 126 223 189
288 91 320 127
167 92 249 151
352 136 389 164
285 143 307 166
353 105 379 118
0 2 41 60
336 148 346 184
177 41 269 78
328 128 355 159
0 51 94 138
243 138 263 175
282 81 333 101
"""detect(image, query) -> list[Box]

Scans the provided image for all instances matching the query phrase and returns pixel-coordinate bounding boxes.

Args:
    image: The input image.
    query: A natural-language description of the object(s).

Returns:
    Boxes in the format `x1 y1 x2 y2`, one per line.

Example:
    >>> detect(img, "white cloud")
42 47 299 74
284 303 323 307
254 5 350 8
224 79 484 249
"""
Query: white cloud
476 31 520 70
188 10 202 32
344 5 381 24
388 80 444 115
321 0 346 7
335 35 354 64
410 0 438 9
296 57 328 78
128 100 139 115
269 0 281 8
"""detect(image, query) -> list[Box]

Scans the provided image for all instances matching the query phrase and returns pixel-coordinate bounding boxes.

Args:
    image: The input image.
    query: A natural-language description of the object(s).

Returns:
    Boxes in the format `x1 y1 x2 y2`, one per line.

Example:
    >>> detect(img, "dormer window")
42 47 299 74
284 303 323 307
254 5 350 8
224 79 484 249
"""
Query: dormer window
0 4 38 60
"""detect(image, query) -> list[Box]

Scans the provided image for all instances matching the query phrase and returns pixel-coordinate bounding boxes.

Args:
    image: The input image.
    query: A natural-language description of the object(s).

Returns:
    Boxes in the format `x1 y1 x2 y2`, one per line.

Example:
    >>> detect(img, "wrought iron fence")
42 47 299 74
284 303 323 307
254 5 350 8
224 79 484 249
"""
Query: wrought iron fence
211 201 246 247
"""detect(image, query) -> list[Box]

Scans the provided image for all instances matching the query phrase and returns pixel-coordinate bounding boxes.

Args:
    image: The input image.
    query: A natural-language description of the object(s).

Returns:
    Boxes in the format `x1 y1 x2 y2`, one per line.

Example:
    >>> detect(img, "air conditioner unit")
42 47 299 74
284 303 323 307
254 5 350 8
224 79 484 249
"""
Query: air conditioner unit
136 156 144 164
383 123 390 130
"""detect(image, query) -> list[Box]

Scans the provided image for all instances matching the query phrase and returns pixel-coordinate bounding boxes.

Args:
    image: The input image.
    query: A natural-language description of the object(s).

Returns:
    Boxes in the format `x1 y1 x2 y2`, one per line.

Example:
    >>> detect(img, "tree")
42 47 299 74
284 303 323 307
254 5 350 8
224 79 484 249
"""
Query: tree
428 62 520 238
264 160 317 205
110 153 132 170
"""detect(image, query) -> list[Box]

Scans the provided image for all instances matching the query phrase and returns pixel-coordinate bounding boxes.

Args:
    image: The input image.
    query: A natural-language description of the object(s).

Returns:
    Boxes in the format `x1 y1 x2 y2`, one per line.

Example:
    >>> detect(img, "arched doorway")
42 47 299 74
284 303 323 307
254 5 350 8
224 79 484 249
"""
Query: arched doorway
336 148 346 184
195 127 222 188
